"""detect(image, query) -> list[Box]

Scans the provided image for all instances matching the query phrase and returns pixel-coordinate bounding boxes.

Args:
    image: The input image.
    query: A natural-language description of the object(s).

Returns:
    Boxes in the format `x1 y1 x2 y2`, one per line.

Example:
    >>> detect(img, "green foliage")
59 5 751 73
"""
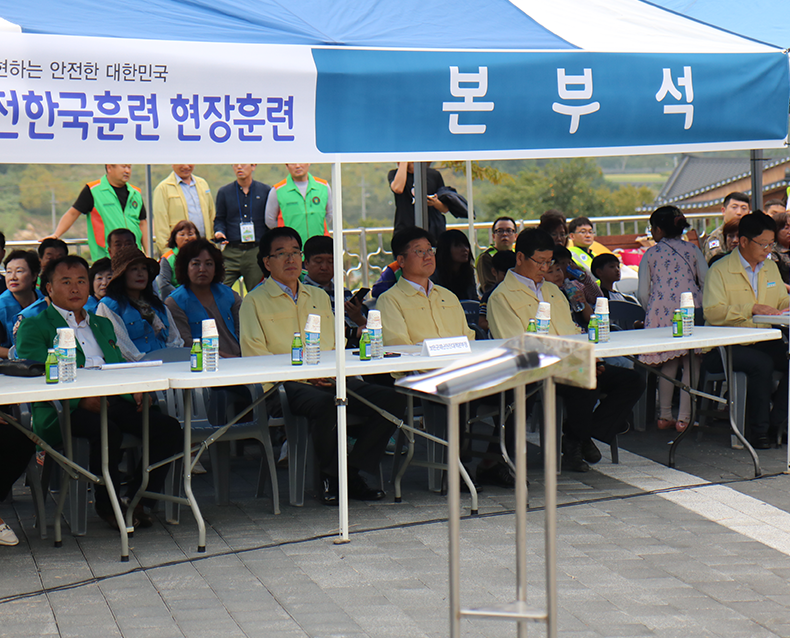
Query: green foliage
481 158 655 221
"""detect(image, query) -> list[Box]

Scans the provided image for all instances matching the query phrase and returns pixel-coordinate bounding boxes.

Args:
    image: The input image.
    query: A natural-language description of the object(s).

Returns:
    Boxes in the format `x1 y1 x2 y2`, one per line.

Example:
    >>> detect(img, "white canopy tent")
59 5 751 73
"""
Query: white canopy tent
2 0 788 541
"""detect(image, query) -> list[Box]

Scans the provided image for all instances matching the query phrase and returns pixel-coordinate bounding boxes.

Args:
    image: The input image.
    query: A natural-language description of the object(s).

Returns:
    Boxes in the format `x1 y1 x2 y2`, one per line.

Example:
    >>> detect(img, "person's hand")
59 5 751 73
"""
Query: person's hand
79 396 102 413
344 298 366 327
309 378 335 388
214 231 227 244
753 304 782 316
571 289 585 306
39 233 59 241
133 392 143 412
427 194 449 213
596 364 606 376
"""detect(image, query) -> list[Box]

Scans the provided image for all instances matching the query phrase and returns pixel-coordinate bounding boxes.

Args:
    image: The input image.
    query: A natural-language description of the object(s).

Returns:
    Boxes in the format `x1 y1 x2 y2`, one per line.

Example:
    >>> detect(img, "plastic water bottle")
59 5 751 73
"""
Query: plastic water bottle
201 319 219 372
45 349 59 384
291 332 303 365
535 302 551 335
304 314 321 365
563 281 585 312
594 298 610 343
190 338 202 372
54 328 77 383
367 310 384 360
680 292 694 337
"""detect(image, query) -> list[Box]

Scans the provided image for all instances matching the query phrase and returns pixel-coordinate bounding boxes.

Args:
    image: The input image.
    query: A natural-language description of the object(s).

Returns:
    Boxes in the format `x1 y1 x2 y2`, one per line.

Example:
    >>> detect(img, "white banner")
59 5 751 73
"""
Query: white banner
0 34 319 163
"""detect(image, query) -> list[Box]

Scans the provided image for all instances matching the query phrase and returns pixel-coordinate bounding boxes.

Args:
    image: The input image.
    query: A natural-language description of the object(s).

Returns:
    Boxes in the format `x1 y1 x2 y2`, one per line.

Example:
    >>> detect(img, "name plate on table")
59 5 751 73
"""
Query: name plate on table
421 336 472 357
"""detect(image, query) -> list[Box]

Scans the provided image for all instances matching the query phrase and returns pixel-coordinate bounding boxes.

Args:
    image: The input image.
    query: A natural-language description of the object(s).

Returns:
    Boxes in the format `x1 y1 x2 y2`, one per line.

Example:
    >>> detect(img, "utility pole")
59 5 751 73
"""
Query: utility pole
361 173 367 222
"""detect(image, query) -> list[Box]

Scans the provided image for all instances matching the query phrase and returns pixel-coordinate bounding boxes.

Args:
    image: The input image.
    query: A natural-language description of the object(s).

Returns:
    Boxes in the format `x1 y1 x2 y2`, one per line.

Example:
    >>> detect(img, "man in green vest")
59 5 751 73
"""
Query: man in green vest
264 163 332 244
45 164 148 261
567 216 597 270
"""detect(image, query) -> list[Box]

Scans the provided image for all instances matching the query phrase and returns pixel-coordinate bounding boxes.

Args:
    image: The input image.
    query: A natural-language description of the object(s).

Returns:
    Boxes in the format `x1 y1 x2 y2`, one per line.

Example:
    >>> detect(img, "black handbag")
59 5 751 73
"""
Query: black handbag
0 359 45 377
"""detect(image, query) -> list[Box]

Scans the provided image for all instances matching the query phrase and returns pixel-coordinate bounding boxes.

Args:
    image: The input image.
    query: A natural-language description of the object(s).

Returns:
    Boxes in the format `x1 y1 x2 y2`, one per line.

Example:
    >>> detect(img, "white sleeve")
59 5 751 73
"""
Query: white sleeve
164 305 185 349
96 303 145 362
264 188 280 229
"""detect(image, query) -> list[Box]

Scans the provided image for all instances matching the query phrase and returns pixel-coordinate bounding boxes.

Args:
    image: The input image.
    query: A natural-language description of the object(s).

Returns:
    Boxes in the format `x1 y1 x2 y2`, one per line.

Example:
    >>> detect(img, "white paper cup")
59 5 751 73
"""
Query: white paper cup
366 309 382 329
305 313 321 332
594 297 609 314
536 302 551 320
56 327 76 349
201 319 218 338
680 292 694 308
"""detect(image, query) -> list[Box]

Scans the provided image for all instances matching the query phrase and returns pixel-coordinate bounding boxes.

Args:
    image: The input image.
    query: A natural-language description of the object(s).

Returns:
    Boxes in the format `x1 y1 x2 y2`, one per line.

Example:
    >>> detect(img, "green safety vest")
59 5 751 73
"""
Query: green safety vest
87 175 143 261
274 173 329 243
568 245 593 270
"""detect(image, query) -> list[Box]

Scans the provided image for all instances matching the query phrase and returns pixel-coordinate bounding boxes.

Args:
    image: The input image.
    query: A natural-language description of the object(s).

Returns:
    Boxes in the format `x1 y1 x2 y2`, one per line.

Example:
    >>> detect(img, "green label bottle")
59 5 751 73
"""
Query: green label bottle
291 332 304 365
359 329 371 361
45 348 59 384
526 318 537 333
190 338 203 372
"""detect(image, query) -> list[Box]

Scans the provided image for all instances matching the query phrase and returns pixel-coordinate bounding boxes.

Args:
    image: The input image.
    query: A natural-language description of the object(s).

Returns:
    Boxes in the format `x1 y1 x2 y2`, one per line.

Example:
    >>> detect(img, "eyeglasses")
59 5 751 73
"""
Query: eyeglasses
529 256 554 270
493 228 516 236
402 247 436 259
748 238 776 251
268 250 303 262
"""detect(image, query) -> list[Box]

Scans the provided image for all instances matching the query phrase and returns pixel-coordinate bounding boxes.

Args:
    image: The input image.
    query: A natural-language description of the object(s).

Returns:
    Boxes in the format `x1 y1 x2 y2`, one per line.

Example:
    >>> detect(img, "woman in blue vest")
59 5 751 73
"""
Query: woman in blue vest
84 257 112 313
164 238 241 358
155 220 200 300
97 246 184 361
0 250 43 358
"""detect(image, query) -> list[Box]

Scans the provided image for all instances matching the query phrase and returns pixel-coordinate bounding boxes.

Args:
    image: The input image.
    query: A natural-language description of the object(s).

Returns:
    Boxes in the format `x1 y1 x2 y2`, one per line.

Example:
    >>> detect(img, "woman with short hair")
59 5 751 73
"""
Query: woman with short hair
155 220 200 299
0 250 43 358
97 246 183 361
84 257 112 313
165 238 241 358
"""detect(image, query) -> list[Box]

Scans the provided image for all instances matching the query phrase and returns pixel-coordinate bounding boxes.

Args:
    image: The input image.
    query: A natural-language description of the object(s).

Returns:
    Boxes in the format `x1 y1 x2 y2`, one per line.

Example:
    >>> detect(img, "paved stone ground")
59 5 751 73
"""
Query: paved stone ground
3 421 790 638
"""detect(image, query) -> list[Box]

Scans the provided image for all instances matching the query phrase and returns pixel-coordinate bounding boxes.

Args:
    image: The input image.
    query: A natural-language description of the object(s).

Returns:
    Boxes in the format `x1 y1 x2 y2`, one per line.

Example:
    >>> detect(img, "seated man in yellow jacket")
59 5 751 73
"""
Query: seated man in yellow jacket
488 228 644 472
239 226 403 505
702 211 789 449
377 227 513 487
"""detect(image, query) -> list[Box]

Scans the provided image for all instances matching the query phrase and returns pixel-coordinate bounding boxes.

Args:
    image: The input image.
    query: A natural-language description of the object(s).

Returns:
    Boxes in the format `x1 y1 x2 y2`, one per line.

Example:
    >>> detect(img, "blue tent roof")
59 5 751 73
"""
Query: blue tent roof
647 0 788 49
1 0 577 49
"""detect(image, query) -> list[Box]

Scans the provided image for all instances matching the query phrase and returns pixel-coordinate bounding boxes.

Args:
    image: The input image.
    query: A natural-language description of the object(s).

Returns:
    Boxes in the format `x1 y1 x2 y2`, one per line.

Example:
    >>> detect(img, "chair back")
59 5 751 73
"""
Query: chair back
609 300 645 331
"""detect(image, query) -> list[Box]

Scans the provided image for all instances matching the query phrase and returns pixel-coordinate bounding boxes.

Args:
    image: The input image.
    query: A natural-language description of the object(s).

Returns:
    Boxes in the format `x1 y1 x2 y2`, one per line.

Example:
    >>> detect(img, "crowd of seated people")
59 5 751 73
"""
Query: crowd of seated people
3 188 789 545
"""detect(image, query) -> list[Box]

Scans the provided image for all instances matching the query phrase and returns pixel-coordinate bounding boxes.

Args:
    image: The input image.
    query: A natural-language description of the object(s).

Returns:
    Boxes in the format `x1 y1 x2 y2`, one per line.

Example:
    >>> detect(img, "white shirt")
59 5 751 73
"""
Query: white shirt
177 175 205 236
52 304 105 368
510 269 544 302
96 301 184 362
404 277 434 297
737 248 764 297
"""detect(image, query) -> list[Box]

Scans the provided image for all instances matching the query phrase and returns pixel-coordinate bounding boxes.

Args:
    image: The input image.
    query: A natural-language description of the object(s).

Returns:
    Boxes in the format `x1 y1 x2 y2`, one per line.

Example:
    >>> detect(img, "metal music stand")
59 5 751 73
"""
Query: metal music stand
395 334 595 638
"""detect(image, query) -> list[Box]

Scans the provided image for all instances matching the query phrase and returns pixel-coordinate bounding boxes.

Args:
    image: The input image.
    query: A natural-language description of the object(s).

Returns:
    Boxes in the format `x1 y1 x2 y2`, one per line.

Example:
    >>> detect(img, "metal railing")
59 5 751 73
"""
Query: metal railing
5 211 722 289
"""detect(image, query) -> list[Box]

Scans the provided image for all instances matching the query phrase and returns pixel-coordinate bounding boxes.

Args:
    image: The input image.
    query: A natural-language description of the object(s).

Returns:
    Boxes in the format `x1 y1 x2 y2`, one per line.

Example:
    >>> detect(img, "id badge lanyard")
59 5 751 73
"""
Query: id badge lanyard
237 186 255 243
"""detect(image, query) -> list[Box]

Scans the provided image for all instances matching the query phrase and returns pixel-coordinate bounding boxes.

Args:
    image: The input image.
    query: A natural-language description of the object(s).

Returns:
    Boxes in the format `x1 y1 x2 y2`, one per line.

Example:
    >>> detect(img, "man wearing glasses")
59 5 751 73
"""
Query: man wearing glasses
567 216 597 271
488 228 644 473
703 211 789 449
239 227 403 504
475 216 518 294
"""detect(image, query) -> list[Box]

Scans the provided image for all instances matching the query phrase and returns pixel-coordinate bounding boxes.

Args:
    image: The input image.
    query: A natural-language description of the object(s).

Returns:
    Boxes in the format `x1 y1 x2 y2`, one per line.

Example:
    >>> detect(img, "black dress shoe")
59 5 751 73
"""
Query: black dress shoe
476 462 516 488
347 472 385 501
749 435 772 450
561 441 590 473
580 439 602 465
319 475 339 506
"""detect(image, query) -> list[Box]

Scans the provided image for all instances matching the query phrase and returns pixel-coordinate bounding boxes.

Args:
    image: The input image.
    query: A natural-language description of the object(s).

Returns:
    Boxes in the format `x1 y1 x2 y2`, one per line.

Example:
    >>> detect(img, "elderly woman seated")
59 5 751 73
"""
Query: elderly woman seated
0 250 44 358
164 238 242 358
97 246 183 361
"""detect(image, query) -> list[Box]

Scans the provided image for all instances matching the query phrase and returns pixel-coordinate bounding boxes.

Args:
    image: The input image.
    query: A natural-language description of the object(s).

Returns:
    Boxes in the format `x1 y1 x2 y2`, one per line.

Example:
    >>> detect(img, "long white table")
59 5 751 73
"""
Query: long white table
164 341 503 551
567 325 781 475
0 365 170 561
752 315 790 473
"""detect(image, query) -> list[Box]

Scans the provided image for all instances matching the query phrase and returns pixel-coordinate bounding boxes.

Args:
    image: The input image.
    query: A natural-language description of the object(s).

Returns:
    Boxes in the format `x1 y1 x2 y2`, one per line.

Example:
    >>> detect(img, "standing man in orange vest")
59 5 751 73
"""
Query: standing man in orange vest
45 164 148 261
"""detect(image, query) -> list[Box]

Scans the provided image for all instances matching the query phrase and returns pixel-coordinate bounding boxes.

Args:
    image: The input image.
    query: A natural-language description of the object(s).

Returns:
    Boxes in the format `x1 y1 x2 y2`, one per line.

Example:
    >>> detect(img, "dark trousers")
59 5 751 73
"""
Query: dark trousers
277 377 403 476
704 341 788 436
555 364 645 444
69 399 181 512
0 421 36 501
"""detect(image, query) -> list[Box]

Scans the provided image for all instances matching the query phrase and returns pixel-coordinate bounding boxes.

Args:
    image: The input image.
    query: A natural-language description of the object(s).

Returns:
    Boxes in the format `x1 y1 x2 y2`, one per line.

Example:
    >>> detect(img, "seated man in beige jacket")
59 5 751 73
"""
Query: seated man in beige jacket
702 211 789 449
377 227 512 487
488 228 644 472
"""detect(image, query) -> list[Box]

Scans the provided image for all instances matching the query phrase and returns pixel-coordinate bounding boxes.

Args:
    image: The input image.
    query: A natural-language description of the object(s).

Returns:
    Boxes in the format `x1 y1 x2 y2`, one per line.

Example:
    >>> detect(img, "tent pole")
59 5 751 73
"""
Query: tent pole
146 164 154 256
465 160 475 257
331 161 350 544
750 150 764 211
414 162 428 231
